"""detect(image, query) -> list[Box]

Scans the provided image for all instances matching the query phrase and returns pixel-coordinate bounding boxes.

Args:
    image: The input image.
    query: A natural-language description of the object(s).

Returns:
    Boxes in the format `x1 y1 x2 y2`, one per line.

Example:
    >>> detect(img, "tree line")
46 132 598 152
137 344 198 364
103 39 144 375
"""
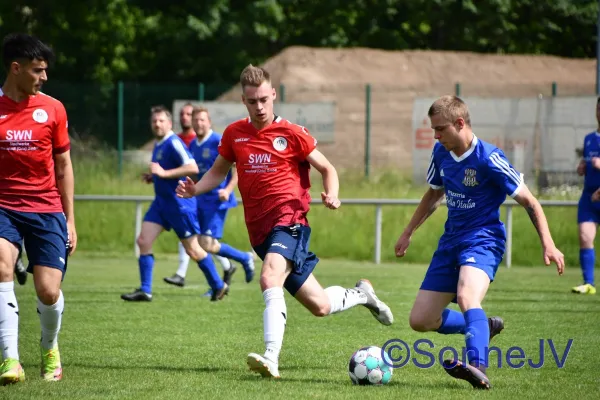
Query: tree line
0 0 597 86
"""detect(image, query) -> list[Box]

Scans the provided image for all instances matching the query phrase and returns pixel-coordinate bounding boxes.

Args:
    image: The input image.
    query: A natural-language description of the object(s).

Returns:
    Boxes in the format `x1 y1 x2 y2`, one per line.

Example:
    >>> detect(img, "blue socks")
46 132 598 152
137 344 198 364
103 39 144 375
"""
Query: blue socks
580 248 595 286
198 256 224 291
139 254 154 294
464 308 489 368
436 309 466 334
217 243 250 265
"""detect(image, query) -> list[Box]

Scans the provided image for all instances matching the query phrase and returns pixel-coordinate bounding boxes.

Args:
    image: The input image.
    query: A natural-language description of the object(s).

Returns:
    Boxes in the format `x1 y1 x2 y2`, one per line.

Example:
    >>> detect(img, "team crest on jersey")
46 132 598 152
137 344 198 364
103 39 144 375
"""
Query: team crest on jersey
462 168 479 187
156 150 163 160
273 137 288 151
203 148 210 159
32 109 48 123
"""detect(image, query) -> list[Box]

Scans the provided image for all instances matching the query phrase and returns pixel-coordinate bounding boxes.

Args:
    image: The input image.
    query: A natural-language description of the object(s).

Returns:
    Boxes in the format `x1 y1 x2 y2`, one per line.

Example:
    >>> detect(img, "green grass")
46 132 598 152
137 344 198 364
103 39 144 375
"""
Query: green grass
4 254 599 399
72 153 588 267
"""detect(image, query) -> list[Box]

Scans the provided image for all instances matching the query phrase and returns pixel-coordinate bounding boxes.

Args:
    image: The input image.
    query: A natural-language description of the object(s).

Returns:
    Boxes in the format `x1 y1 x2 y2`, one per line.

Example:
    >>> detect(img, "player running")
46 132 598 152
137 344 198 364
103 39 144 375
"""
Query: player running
171 102 231 285
395 95 564 389
176 64 394 379
573 97 600 295
164 106 254 291
121 106 227 302
0 33 77 384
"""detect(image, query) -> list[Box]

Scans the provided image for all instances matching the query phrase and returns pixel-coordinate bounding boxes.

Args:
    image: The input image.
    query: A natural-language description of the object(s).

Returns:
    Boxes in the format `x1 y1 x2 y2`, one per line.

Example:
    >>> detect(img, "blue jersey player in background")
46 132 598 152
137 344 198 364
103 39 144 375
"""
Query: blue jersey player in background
121 105 228 302
395 95 564 390
164 106 254 294
574 97 600 295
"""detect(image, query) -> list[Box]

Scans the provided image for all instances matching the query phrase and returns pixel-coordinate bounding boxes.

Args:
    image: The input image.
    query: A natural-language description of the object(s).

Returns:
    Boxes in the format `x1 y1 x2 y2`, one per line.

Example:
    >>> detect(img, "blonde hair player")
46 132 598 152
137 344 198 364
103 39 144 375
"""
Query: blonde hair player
177 64 394 379
395 95 564 389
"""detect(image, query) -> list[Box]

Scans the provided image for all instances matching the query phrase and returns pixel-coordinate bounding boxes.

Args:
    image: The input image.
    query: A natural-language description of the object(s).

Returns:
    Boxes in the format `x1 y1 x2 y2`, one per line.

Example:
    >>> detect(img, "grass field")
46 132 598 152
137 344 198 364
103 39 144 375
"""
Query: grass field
3 253 599 399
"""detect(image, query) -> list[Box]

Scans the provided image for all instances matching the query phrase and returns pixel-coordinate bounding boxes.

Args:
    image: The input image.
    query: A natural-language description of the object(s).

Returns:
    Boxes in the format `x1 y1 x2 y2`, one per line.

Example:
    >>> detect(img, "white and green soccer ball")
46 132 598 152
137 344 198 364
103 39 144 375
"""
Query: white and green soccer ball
348 346 393 385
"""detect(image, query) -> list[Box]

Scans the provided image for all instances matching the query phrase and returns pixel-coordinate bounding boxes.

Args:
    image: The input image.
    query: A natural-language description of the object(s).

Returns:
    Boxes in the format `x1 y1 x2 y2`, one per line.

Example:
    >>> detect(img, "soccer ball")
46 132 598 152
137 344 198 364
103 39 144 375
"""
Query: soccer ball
348 345 393 385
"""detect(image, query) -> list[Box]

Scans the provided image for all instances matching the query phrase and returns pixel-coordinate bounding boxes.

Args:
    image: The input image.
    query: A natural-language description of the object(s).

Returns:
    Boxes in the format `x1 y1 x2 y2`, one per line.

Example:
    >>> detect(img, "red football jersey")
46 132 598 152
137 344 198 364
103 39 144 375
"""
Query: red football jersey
178 130 196 147
218 116 318 246
0 90 70 213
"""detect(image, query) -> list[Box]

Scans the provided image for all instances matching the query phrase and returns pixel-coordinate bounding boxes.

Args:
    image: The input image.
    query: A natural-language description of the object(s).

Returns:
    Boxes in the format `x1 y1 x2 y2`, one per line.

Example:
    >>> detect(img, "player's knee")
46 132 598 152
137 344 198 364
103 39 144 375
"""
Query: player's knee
309 302 330 317
136 235 153 252
579 232 594 248
186 245 207 261
199 236 218 253
409 311 438 332
37 286 61 305
260 266 285 291
456 293 480 312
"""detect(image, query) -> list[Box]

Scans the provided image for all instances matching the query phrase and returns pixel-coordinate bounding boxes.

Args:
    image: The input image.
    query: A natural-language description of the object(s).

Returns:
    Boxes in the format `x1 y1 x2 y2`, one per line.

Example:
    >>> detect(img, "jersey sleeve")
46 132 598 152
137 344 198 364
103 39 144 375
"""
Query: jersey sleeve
292 124 317 161
52 102 70 154
171 138 196 166
426 147 443 189
487 149 524 198
218 127 236 163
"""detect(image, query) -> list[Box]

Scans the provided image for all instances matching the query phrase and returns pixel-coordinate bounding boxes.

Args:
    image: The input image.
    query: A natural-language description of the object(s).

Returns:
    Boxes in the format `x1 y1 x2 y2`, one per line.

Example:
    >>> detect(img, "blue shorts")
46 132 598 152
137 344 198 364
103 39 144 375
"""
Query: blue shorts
577 191 600 224
144 200 199 239
420 238 505 301
253 224 319 296
0 206 69 277
198 208 228 239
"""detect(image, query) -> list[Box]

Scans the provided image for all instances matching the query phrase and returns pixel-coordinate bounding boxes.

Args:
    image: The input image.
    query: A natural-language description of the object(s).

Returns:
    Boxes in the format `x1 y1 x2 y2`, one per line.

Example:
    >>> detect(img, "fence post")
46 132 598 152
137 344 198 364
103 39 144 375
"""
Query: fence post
365 84 371 178
134 201 142 258
198 83 205 101
117 81 124 177
455 82 461 97
279 83 286 103
374 205 382 264
505 205 513 268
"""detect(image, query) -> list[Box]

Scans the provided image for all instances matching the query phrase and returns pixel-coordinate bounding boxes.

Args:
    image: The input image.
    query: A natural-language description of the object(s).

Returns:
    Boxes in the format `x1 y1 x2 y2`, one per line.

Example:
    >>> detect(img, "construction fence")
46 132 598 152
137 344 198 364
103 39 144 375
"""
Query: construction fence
39 80 597 187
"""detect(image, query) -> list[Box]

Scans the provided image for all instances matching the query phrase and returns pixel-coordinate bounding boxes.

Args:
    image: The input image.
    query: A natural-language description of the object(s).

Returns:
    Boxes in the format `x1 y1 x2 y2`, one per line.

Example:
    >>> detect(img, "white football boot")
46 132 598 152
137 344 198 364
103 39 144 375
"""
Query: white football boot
247 353 281 378
355 279 394 326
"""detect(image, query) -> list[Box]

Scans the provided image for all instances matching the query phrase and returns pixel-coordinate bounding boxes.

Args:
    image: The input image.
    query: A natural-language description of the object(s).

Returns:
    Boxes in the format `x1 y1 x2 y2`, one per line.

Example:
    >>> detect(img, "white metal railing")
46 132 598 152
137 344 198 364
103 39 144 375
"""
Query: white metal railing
73 195 578 267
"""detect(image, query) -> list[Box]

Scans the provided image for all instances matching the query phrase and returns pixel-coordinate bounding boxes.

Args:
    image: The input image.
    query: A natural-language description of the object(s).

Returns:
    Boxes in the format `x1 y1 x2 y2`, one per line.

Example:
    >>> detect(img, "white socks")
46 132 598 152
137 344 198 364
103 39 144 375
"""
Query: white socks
176 242 190 278
325 286 367 314
178 243 232 276
215 255 232 272
38 290 64 350
263 287 286 363
0 281 19 360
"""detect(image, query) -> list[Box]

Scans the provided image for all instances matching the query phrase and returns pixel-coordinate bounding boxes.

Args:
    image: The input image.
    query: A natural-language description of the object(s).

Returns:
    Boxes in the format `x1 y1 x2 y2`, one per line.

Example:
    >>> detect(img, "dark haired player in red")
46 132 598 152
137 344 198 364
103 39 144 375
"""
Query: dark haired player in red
177 64 394 379
0 33 76 385
177 103 196 147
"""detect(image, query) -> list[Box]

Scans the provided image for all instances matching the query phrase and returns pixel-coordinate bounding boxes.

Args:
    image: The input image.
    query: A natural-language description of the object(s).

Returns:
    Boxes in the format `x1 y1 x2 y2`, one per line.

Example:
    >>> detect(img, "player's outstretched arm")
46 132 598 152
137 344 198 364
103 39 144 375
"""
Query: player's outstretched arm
513 184 565 275
306 149 340 209
151 160 199 180
54 150 77 255
395 188 444 257
177 155 233 198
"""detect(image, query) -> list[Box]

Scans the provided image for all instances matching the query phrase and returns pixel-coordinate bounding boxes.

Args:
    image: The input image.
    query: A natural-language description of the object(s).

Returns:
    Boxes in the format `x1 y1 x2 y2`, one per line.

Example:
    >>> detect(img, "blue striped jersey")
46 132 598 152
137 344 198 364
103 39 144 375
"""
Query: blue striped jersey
151 131 197 209
426 135 524 247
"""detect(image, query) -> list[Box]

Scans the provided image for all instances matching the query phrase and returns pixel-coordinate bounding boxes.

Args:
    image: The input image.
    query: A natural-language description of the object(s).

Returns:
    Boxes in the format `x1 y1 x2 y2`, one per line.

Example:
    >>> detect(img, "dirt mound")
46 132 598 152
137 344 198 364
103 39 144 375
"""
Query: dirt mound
218 46 596 171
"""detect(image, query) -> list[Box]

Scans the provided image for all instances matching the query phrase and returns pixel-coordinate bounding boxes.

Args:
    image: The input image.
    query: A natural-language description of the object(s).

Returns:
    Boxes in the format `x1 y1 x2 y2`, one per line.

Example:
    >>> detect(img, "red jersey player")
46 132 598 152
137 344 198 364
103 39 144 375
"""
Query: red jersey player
177 103 196 147
177 64 394 379
0 33 76 384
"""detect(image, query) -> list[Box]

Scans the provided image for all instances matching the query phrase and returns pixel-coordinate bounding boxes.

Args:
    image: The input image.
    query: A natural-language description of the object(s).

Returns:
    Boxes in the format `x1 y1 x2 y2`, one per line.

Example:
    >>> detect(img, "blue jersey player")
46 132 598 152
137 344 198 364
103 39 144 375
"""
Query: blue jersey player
164 106 255 291
121 106 228 302
573 97 600 295
395 95 565 390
